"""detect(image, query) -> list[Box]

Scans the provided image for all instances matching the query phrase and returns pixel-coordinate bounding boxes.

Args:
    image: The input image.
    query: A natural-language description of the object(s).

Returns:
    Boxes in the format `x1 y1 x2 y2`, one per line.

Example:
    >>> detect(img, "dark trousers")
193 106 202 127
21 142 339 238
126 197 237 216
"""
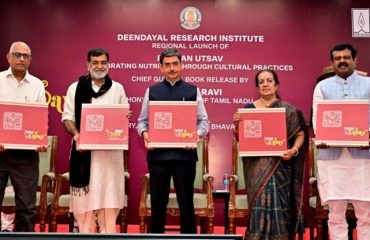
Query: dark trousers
148 160 196 234
0 150 39 232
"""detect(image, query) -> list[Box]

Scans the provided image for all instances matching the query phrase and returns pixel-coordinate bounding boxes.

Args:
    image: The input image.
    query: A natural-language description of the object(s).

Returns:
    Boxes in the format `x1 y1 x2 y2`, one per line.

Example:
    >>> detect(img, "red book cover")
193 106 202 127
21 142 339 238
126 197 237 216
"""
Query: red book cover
315 100 369 146
78 104 130 150
148 101 197 148
238 108 287 156
0 101 48 150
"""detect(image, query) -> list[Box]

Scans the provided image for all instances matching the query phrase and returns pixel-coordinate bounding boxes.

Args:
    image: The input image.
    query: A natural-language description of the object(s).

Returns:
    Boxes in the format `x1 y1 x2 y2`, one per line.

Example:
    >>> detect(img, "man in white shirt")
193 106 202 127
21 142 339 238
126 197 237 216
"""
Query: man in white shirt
312 43 370 240
0 41 46 231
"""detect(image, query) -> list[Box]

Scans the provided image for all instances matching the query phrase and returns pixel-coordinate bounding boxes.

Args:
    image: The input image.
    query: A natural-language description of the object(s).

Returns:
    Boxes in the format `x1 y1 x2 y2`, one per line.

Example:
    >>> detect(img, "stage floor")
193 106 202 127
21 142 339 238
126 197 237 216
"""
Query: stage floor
33 225 339 240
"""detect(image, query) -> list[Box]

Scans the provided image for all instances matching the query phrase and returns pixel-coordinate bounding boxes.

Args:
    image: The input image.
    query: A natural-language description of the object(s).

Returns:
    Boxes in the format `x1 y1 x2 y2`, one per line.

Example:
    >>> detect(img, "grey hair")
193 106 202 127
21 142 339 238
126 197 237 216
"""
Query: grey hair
9 41 31 54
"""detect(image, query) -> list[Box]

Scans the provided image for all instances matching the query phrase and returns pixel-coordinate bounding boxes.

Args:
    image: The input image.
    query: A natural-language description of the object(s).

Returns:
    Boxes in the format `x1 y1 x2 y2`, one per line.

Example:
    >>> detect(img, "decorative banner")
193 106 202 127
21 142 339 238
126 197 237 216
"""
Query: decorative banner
0 101 48 150
148 101 197 148
315 100 369 146
1 0 369 224
238 108 287 156
78 104 130 150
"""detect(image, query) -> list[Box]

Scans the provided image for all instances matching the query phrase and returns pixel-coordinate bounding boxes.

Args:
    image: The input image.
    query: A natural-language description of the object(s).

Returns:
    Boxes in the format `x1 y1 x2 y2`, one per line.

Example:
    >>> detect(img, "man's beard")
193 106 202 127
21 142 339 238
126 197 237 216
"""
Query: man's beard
90 69 108 80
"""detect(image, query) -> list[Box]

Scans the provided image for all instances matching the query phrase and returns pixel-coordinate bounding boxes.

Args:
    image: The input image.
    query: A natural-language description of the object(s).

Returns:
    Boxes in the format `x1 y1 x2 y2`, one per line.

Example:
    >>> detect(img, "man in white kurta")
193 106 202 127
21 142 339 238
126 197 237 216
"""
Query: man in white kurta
312 44 370 240
62 48 128 233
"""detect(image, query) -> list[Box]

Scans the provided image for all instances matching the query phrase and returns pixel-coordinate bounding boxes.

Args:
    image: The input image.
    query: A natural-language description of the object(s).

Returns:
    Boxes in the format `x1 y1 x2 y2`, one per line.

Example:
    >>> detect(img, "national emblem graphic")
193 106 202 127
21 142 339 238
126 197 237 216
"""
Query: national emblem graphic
180 6 202 30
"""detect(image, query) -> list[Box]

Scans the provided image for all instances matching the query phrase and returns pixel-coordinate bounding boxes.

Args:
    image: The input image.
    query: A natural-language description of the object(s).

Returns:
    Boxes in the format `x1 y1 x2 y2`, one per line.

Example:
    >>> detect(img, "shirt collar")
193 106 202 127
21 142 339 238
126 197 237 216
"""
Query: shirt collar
6 68 31 83
335 71 356 81
164 78 182 86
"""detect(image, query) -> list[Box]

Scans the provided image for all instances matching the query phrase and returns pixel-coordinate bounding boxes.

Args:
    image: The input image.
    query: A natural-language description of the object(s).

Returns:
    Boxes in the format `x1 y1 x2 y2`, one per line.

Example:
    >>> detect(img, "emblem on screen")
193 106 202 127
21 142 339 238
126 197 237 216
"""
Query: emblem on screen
352 8 370 38
180 7 202 30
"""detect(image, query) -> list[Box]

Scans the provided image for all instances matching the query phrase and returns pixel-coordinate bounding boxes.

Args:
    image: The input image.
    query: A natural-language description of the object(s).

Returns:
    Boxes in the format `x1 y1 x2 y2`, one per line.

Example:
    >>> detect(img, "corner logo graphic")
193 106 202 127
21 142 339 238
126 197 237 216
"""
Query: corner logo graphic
180 7 202 30
352 8 370 38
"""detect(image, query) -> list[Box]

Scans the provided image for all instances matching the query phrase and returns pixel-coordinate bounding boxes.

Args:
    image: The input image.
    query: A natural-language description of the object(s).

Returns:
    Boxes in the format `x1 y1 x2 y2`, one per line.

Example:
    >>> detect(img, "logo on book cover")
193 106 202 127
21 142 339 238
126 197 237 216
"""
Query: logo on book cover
3 112 23 130
180 7 202 30
86 114 104 131
24 130 46 140
344 127 367 136
174 129 195 138
322 111 342 128
352 8 370 38
154 112 172 129
264 137 285 146
105 129 125 140
244 120 262 138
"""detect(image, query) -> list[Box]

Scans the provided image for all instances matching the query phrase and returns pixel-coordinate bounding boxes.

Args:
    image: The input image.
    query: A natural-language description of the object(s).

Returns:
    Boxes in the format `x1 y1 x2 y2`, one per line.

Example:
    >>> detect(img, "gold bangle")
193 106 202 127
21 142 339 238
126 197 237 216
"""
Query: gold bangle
292 146 299 156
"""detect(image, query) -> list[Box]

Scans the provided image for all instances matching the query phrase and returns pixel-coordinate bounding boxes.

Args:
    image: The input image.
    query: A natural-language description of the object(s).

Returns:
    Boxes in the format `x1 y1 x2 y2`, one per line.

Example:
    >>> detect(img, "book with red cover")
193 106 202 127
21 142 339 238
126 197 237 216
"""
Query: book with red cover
0 101 48 150
78 104 130 150
238 108 287 156
148 101 197 148
315 100 369 146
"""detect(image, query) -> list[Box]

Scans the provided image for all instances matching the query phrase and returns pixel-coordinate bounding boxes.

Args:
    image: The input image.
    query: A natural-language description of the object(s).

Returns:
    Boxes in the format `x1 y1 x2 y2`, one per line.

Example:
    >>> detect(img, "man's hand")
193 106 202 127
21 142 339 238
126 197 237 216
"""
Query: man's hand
126 110 133 120
73 133 86 152
142 131 154 150
183 137 199 150
73 133 80 143
315 143 330 149
36 145 48 152
184 145 196 150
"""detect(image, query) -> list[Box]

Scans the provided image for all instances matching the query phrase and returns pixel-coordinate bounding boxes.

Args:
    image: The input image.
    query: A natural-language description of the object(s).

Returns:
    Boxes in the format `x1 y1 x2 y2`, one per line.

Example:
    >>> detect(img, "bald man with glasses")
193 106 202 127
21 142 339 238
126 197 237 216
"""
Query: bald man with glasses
0 41 47 231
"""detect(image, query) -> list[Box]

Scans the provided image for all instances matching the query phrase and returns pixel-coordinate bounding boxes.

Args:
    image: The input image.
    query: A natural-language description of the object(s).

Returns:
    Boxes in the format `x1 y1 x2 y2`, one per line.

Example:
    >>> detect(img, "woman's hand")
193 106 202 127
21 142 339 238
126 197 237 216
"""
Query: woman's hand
282 148 298 161
232 112 242 141
233 112 242 124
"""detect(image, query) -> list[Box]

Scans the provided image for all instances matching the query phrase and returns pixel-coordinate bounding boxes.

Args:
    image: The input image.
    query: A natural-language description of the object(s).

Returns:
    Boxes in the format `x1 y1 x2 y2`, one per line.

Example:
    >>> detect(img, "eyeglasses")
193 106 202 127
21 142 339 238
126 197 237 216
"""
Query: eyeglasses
90 60 108 67
11 52 32 59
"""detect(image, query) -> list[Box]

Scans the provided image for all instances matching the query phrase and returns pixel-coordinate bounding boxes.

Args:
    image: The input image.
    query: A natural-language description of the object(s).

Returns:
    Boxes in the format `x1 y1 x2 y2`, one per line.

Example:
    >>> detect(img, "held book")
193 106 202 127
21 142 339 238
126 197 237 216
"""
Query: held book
315 100 369 147
78 103 130 150
0 101 48 150
237 108 287 156
148 101 197 148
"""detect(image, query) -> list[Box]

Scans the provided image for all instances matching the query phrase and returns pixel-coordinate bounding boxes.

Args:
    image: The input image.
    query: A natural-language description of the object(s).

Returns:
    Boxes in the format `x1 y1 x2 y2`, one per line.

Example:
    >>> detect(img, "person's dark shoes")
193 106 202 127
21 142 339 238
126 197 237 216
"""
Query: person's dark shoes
1 229 11 232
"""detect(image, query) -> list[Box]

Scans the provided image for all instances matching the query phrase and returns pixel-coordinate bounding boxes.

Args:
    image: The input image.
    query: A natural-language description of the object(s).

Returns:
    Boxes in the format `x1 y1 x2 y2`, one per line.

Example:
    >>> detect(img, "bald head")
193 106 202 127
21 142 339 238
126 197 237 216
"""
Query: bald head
9 41 31 55
6 41 33 79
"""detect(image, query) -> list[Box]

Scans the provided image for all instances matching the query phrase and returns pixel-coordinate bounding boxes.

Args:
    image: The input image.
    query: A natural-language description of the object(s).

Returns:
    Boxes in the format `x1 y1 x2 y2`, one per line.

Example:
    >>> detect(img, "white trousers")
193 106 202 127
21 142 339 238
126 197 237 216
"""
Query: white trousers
327 200 370 240
74 208 120 233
